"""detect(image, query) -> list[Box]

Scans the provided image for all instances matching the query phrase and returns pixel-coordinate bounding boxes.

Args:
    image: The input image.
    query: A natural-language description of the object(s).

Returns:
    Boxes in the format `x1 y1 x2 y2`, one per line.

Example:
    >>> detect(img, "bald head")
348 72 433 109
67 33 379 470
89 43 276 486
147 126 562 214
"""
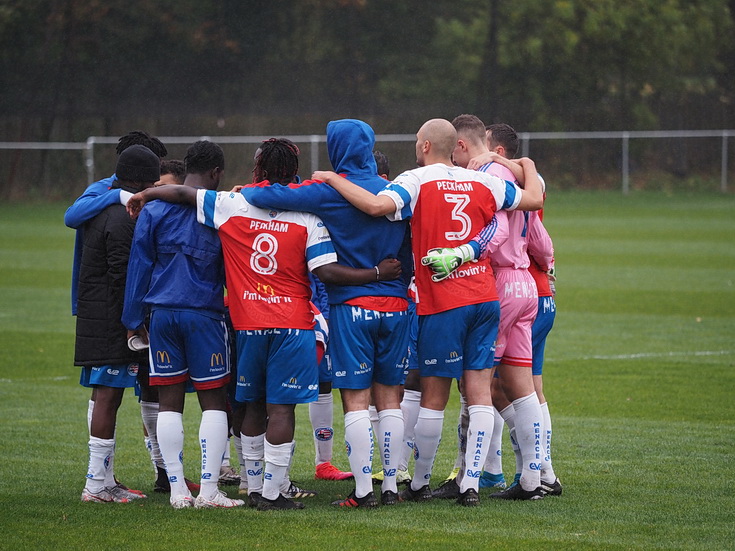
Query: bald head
416 119 456 166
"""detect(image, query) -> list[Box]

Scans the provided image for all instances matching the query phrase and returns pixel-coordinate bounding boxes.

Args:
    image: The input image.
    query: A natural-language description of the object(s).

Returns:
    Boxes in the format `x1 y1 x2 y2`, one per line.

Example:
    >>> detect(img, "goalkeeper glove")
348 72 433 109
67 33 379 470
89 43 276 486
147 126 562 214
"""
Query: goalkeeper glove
421 244 476 282
547 264 556 296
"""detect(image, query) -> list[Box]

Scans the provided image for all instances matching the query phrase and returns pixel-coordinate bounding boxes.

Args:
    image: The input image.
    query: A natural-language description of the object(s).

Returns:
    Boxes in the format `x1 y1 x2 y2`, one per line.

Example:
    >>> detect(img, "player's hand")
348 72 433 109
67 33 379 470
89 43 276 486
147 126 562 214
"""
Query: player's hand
421 244 476 282
421 248 464 282
126 192 147 219
376 257 402 281
312 170 336 184
468 152 500 171
230 185 245 193
467 151 505 171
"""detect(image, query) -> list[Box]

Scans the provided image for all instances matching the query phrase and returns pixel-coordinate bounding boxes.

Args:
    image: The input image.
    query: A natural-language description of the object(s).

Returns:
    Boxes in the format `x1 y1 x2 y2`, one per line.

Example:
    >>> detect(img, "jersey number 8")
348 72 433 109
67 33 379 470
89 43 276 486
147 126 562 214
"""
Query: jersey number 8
250 233 279 275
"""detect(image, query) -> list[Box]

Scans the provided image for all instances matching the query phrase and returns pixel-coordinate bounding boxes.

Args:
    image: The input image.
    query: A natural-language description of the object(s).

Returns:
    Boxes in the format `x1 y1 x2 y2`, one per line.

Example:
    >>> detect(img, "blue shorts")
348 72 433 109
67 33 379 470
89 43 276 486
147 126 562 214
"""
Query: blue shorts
407 300 418 372
532 296 556 376
235 328 318 405
80 363 140 389
149 309 230 390
418 301 500 379
328 304 410 390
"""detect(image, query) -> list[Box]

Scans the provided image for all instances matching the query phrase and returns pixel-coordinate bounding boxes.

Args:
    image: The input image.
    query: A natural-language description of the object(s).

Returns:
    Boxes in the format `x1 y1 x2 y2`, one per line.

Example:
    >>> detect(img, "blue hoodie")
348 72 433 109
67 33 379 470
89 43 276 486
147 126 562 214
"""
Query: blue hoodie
242 119 411 305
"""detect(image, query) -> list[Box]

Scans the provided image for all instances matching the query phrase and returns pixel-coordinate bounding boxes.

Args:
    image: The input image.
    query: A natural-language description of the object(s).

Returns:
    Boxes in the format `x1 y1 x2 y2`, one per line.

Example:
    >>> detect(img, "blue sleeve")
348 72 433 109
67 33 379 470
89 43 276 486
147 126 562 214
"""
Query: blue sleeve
64 177 120 229
241 182 331 215
122 207 155 330
470 216 499 258
309 272 330 319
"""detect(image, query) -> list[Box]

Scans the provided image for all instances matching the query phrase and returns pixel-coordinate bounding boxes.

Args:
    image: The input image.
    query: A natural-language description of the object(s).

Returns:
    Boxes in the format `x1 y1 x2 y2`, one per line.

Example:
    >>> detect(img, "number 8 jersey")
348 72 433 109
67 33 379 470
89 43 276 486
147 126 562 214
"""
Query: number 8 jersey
196 188 337 330
378 163 522 316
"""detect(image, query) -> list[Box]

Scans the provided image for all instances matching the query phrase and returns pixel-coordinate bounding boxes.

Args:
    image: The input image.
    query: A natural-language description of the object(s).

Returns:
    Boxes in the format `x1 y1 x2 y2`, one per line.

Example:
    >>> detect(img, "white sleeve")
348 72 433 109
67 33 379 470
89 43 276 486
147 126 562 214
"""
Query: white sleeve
303 213 338 271
478 172 523 212
196 189 245 230
119 190 133 205
377 170 420 221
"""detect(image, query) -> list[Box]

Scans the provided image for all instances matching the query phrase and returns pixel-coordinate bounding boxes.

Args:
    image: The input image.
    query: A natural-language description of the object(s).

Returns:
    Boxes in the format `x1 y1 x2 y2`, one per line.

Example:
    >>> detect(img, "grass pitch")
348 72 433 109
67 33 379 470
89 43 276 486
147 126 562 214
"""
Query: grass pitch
0 192 733 550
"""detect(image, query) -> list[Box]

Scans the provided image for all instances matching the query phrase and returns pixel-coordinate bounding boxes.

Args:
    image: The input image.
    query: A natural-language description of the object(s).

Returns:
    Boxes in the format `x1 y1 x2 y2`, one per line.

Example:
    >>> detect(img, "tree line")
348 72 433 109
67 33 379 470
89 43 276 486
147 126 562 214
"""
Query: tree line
1 0 733 196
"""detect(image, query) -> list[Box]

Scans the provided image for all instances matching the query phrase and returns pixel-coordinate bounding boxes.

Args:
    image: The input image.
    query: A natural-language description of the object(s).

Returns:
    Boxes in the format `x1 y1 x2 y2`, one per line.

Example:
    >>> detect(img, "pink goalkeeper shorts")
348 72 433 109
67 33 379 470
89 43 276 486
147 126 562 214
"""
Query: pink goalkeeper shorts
493 267 538 367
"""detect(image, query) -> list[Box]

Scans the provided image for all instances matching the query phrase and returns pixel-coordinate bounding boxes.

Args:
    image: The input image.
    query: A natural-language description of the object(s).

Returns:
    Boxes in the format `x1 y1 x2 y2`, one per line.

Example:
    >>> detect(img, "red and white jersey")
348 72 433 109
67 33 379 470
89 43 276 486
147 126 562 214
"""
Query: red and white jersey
196 189 337 330
379 163 522 315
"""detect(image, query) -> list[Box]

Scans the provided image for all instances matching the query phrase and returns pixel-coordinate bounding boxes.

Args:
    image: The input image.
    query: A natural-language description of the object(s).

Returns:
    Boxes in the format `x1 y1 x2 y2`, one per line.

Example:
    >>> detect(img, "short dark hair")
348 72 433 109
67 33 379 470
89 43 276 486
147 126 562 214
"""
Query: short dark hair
486 123 519 158
184 140 225 174
159 159 186 184
451 114 486 145
116 130 168 158
254 138 300 184
373 150 390 178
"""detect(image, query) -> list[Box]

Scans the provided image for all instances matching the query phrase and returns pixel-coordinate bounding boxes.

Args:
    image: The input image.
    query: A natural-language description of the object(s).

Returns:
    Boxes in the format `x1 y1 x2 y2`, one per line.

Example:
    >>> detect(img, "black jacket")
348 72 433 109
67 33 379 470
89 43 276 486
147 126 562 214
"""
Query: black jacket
74 200 146 367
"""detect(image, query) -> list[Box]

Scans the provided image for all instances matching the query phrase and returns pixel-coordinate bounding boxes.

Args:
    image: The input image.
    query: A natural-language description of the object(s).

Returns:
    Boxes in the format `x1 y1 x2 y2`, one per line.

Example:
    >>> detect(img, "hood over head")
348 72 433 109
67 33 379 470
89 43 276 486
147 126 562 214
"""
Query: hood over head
326 119 378 175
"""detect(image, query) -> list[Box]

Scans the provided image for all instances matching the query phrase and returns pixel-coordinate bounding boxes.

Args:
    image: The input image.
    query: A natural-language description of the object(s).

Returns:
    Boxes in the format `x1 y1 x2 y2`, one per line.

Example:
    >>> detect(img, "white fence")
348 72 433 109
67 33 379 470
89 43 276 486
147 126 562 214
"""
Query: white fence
1 130 733 194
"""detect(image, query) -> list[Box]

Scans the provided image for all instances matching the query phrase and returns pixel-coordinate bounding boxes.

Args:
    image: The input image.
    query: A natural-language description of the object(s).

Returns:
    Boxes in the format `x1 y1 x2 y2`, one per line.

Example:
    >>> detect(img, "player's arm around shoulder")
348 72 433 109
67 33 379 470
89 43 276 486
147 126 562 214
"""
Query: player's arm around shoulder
64 178 121 229
127 184 197 219
312 170 396 217
241 179 327 214
514 158 544 211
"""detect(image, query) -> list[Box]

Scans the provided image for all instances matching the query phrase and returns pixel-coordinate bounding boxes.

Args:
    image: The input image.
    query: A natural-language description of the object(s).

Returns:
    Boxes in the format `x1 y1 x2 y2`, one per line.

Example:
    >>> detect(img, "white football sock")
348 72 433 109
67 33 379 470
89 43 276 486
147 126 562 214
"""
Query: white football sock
103 428 117 488
157 411 188 497
310 392 334 465
483 406 505 474
262 440 292 501
241 432 265 495
233 434 246 489
453 395 468 471
220 435 231 468
499 404 523 476
540 401 557 482
85 436 114 493
460 405 494 493
398 389 421 471
140 401 164 471
377 408 404 494
344 410 374 498
411 407 444 491
280 441 296 493
512 393 543 491
368 404 380 445
199 410 229 499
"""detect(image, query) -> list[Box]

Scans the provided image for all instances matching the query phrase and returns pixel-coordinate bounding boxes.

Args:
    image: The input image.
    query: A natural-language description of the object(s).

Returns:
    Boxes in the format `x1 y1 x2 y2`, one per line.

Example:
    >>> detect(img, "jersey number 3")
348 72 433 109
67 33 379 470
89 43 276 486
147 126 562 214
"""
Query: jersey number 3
443 193 471 241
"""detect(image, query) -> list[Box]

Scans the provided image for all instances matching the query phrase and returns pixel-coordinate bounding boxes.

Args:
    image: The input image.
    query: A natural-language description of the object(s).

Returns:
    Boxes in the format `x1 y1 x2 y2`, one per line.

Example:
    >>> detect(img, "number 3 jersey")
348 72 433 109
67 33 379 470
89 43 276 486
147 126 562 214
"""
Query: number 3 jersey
378 163 522 316
196 188 337 330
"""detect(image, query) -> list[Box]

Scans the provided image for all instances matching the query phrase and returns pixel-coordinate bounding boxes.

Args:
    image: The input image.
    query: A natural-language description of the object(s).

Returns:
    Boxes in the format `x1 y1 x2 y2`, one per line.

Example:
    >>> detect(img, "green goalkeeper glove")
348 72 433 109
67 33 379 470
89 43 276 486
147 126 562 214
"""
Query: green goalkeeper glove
421 244 476 282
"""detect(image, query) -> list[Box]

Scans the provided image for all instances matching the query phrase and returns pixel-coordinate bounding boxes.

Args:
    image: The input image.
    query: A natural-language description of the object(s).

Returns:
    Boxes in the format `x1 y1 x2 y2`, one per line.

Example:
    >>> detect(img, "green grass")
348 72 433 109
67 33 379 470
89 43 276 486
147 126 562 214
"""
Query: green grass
0 192 734 550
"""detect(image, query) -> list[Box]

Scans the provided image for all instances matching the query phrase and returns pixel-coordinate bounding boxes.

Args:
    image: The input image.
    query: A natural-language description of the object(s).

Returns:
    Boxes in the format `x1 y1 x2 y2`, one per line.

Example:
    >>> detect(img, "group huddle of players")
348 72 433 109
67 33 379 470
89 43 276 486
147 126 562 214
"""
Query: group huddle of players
67 115 561 510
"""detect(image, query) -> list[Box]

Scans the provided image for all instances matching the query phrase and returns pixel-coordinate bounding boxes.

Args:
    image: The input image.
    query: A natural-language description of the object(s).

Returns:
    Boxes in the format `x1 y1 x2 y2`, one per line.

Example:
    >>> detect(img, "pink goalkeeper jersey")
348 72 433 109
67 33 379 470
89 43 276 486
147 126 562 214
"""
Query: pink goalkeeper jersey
196 189 337 330
379 163 522 315
479 163 553 271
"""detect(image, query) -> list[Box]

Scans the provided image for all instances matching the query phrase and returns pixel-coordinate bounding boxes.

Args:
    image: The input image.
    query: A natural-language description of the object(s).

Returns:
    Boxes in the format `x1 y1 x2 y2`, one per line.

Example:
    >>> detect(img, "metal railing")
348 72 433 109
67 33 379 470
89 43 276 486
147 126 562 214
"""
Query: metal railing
1 130 733 194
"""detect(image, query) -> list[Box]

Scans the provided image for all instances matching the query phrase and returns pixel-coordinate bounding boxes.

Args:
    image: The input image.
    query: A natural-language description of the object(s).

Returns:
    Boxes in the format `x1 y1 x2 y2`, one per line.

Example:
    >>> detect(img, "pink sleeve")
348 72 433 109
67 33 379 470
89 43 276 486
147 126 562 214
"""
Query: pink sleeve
477 210 509 261
527 212 554 271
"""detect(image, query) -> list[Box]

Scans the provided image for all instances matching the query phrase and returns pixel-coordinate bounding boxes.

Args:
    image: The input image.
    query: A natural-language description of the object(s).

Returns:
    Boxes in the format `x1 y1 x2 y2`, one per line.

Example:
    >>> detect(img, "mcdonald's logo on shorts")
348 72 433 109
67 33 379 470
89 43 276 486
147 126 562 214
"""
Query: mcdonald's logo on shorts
210 353 224 367
449 351 459 358
156 350 171 364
